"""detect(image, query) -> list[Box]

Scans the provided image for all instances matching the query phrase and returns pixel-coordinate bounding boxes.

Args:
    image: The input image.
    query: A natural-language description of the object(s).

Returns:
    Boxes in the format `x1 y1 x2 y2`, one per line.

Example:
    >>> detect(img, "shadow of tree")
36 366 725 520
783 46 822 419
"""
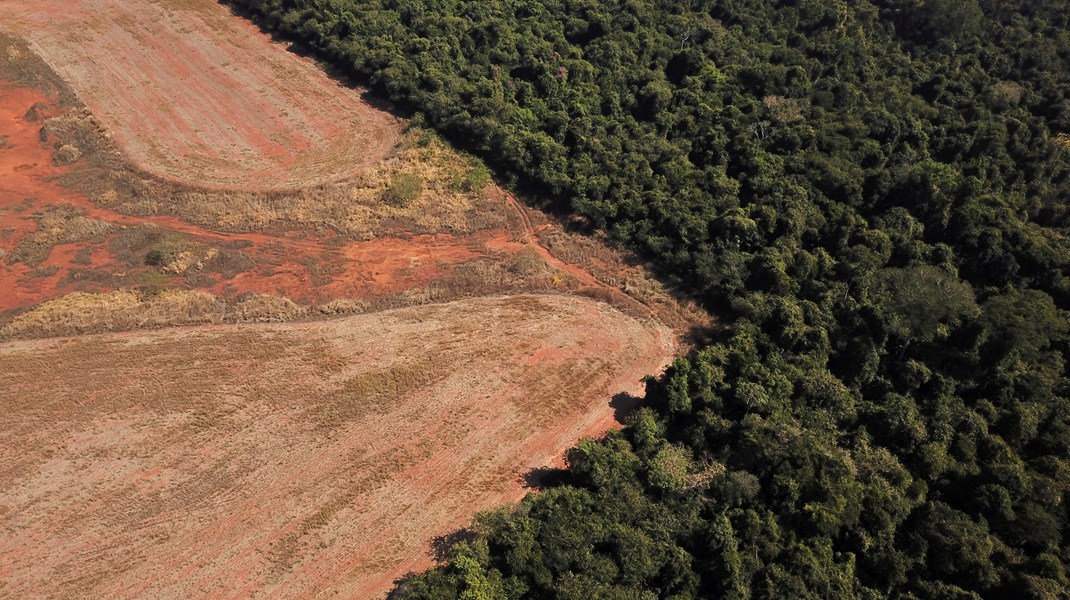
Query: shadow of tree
431 528 475 562
385 527 478 597
610 391 643 423
386 572 416 600
520 465 568 490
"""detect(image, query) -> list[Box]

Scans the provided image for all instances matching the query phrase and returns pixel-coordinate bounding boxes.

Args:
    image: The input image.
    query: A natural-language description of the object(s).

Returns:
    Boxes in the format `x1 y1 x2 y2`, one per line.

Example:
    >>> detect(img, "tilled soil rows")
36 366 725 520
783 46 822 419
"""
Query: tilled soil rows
0 295 674 599
0 0 400 190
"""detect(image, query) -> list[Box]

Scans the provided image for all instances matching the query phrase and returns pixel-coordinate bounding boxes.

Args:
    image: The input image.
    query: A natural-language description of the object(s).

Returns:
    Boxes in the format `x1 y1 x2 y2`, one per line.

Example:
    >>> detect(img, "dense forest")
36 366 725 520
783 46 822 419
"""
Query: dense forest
228 0 1070 597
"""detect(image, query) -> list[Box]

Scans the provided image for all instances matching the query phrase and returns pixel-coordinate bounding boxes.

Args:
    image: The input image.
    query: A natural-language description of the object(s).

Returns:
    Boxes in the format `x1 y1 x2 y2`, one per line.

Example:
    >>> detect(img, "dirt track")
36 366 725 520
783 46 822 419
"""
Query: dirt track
0 0 400 190
0 4 702 598
0 295 674 599
0 80 527 316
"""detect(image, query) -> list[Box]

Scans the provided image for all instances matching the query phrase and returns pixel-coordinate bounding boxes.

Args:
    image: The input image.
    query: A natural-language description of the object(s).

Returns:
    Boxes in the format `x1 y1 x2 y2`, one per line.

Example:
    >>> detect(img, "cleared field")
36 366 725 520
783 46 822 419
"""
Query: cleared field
1 69 700 335
0 294 675 599
0 7 702 599
0 0 400 190
0 73 522 318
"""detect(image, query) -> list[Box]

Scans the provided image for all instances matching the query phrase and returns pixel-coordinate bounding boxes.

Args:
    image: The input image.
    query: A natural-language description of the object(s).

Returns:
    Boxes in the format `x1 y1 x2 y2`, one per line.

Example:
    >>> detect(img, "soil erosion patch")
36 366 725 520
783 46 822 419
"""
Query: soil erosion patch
0 0 400 190
0 294 675 599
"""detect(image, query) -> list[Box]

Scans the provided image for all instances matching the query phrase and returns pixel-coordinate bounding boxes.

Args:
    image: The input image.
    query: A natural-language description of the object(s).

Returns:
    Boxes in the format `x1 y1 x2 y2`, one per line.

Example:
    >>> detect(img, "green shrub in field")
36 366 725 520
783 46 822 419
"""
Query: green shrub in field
382 172 423 207
459 163 491 194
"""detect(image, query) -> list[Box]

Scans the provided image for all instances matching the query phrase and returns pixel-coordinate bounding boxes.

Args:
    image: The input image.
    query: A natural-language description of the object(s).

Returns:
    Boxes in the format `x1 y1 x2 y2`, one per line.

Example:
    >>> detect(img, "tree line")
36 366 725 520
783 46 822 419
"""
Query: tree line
228 0 1070 597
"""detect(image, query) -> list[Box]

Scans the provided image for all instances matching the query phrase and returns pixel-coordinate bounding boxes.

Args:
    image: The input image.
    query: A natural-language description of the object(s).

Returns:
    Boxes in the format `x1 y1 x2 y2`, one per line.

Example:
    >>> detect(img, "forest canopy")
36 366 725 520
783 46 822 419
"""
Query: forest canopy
228 0 1070 597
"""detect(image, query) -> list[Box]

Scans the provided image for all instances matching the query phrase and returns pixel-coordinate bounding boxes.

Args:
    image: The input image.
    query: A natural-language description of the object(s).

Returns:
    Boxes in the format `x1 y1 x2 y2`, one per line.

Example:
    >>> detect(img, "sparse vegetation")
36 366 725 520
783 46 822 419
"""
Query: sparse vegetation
8 205 111 265
0 289 223 338
48 114 507 237
51 143 81 166
452 160 491 195
228 293 308 323
0 289 332 339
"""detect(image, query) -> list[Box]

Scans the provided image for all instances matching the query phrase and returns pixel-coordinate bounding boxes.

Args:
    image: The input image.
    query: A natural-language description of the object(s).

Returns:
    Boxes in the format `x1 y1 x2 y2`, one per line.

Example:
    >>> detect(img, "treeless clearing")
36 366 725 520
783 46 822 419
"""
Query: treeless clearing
0 0 400 190
0 295 675 599
0 72 517 311
0 76 552 321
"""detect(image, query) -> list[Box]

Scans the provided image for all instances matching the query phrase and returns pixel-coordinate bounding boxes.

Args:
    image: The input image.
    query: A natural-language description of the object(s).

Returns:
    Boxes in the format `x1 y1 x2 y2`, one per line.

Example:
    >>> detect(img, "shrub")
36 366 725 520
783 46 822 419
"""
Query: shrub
382 172 423 207
51 144 81 166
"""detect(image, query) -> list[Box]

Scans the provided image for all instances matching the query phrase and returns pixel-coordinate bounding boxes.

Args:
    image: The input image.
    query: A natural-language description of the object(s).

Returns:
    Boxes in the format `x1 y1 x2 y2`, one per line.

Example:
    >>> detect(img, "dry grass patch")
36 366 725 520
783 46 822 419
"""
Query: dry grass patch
171 132 504 237
8 205 112 265
226 293 308 323
0 33 71 99
315 298 371 316
0 289 383 339
0 289 224 338
47 107 507 238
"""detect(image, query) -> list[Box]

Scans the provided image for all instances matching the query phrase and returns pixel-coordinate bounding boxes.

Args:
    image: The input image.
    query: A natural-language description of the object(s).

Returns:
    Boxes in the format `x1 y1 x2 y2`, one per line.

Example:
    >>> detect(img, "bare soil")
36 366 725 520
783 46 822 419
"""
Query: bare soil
0 78 558 325
0 295 675 599
0 0 401 191
0 74 706 338
0 4 710 598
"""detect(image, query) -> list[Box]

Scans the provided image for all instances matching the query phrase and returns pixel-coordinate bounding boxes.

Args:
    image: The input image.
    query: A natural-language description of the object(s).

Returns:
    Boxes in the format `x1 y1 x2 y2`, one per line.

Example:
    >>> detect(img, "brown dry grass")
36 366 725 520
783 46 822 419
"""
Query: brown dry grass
0 289 224 338
39 96 507 239
0 33 72 100
92 133 506 238
0 246 576 339
8 205 113 266
0 289 340 338
0 294 675 599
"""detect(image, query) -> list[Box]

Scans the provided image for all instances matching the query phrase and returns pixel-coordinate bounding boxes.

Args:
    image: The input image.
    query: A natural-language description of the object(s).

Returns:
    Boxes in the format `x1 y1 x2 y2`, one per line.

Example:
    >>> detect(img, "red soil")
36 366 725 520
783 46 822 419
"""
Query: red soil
0 295 675 599
1 80 650 321
0 5 692 597
0 0 400 191
0 82 532 314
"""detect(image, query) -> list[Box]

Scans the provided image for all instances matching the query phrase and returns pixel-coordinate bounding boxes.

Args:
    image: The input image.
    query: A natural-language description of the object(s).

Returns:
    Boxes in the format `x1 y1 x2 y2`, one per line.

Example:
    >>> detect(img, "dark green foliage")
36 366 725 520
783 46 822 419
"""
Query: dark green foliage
228 0 1070 597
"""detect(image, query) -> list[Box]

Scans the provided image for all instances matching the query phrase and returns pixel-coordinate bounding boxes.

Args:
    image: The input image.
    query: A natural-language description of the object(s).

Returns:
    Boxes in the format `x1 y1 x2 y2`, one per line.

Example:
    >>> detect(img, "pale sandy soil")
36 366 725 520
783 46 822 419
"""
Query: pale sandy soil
0 294 675 599
0 0 400 190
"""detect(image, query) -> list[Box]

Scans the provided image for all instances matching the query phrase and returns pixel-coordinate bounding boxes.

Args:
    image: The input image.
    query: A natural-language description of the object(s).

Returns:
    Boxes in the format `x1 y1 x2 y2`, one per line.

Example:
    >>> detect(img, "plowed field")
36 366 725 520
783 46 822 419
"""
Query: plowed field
0 295 674 599
0 2 702 598
0 0 400 190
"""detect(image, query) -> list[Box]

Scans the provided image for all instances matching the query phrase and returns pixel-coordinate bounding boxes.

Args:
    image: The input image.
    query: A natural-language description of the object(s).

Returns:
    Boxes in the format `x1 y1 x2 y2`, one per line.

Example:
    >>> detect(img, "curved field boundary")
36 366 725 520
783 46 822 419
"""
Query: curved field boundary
0 0 400 191
0 294 675 599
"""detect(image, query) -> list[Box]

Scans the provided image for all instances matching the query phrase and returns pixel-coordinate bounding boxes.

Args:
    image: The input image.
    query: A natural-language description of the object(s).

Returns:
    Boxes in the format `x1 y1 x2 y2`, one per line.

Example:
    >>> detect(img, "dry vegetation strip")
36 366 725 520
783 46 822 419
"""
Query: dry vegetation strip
0 295 675 599
0 0 400 190
1 32 707 333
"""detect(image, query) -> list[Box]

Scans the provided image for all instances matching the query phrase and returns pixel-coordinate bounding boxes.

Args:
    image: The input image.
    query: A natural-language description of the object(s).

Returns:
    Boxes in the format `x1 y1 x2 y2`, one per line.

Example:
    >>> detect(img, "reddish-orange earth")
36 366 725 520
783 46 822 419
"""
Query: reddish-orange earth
0 81 546 316
0 2 690 598
1 79 653 323
0 295 675 599
0 0 400 190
